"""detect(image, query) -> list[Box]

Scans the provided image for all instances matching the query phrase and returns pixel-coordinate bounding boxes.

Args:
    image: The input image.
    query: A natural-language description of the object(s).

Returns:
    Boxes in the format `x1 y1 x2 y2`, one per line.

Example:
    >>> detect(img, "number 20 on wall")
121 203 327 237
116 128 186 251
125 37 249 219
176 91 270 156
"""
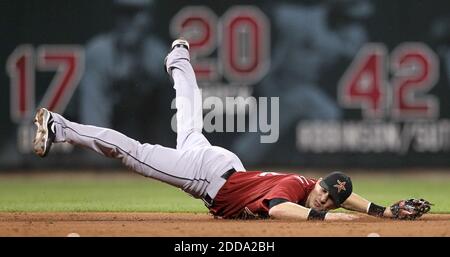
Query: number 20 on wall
169 6 270 84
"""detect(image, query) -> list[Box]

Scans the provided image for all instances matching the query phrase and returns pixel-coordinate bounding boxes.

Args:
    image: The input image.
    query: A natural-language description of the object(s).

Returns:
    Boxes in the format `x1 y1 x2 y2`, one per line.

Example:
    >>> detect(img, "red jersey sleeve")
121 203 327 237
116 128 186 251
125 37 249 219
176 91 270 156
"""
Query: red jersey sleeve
261 176 307 211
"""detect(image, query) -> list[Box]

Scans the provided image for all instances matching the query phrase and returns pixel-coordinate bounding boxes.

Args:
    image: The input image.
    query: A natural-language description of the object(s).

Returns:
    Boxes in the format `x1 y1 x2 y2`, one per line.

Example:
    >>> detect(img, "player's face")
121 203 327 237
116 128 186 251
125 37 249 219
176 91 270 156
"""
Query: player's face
306 180 337 211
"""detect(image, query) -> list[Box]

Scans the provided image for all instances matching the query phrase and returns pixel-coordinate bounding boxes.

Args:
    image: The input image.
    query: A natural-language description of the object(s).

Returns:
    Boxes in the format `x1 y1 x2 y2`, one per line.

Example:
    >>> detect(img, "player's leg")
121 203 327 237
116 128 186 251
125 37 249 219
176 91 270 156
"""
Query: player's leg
165 39 246 173
33 108 203 190
165 39 211 151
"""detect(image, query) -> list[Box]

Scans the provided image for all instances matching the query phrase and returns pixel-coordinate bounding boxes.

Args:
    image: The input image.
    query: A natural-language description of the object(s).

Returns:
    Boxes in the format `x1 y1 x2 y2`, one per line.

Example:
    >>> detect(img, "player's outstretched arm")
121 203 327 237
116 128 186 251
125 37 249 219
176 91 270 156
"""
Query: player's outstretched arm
341 192 390 217
268 202 358 221
341 193 432 220
341 193 372 214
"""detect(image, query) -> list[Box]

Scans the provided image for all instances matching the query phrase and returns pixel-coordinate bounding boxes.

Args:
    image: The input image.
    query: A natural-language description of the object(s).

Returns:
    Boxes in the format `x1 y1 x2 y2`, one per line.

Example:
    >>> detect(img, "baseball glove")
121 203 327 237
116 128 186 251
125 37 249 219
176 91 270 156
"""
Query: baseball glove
390 198 432 220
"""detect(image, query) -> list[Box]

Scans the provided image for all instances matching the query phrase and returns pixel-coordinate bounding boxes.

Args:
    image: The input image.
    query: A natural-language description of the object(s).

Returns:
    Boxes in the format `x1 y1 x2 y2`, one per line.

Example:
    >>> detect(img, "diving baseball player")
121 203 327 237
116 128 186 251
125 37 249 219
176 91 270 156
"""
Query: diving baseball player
33 39 431 221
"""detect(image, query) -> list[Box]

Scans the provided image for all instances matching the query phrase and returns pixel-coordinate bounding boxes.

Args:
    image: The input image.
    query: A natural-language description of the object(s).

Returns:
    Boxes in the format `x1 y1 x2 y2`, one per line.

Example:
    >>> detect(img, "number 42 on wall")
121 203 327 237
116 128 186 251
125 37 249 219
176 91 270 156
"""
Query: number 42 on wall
338 43 439 120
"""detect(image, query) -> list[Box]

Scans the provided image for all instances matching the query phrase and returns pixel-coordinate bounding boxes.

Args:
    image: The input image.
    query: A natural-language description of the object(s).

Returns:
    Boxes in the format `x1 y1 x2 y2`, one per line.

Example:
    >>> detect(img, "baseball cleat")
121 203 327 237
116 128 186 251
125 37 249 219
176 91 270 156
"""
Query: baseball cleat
33 107 56 157
171 38 190 51
164 38 190 75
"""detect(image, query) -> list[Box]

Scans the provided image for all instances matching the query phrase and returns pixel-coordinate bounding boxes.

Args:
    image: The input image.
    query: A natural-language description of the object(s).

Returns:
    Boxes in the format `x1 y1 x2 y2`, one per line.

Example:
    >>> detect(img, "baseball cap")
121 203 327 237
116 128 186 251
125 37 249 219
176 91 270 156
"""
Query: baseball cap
319 171 353 207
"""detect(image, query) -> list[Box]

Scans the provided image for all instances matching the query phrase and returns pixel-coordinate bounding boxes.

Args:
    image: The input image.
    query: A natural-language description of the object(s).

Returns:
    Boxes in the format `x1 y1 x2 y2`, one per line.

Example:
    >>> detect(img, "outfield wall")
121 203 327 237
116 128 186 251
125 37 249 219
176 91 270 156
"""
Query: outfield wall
1 0 450 169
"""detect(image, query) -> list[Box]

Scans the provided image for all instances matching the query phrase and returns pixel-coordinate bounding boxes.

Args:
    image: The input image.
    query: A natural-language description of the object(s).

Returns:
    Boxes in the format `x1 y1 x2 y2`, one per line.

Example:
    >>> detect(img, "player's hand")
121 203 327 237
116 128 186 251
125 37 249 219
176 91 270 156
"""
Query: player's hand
388 198 432 220
324 212 359 221
382 206 394 218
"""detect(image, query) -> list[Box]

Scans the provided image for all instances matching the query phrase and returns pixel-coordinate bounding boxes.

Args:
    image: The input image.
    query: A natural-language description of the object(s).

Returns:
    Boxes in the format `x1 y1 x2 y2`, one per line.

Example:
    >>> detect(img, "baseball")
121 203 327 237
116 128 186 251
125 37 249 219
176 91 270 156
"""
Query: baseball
367 232 380 237
67 232 80 237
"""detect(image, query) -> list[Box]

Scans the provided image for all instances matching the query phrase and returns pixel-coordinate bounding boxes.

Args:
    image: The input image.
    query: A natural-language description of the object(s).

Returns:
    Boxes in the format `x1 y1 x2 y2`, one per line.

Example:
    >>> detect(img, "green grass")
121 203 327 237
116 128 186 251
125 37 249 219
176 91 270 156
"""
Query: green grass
0 174 206 212
0 173 449 213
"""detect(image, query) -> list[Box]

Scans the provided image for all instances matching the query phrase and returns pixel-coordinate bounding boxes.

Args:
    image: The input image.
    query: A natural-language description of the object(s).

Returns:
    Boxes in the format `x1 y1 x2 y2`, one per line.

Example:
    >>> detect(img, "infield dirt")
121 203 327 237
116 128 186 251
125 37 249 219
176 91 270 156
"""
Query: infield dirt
0 212 448 236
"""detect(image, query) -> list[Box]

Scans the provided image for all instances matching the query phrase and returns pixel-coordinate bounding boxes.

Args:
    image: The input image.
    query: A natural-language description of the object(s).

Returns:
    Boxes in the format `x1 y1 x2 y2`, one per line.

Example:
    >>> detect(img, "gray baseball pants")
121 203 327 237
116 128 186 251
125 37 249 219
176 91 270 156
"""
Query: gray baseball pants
50 47 245 204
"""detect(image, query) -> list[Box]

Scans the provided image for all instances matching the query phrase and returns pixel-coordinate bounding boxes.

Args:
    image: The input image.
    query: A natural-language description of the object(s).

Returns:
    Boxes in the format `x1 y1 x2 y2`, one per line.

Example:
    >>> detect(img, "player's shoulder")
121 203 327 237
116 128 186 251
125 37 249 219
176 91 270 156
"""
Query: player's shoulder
284 174 317 186
252 171 314 182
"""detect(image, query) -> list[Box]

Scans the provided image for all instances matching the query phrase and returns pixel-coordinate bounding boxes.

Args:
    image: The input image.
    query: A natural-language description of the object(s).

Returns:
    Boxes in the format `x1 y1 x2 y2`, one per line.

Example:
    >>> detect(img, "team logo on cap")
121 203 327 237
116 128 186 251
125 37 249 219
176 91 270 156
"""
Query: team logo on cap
333 180 346 193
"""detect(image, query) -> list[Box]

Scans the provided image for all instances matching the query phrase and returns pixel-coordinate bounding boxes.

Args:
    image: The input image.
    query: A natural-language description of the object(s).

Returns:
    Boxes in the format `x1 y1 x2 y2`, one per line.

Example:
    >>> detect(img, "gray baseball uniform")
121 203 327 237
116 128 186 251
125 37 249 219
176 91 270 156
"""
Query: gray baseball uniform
50 47 246 204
